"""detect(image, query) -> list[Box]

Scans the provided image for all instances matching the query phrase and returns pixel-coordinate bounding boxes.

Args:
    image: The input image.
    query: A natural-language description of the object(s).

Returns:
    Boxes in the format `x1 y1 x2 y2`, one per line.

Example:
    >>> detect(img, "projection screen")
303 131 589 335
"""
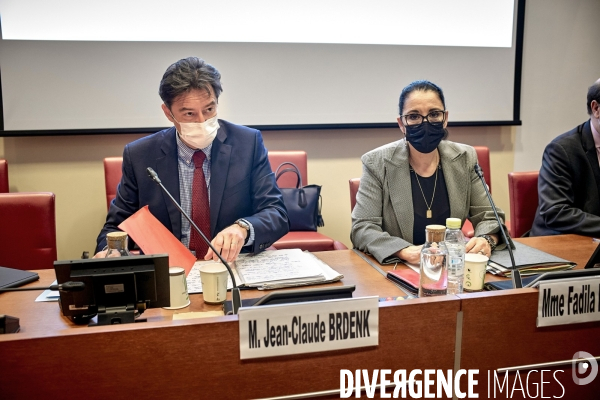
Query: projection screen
0 0 524 135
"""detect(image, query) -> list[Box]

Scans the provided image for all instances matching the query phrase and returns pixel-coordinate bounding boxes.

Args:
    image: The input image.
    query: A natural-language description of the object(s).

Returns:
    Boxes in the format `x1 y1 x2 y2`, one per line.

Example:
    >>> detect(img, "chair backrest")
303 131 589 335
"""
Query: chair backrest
508 171 539 238
0 159 8 193
349 178 360 211
268 151 308 188
0 192 57 270
104 152 309 207
473 146 492 193
104 157 123 210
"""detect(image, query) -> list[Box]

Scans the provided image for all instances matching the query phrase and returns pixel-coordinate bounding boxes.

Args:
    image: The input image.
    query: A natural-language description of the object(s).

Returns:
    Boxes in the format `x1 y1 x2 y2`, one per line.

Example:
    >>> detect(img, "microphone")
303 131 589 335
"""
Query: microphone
146 167 242 314
0 281 85 293
474 164 522 289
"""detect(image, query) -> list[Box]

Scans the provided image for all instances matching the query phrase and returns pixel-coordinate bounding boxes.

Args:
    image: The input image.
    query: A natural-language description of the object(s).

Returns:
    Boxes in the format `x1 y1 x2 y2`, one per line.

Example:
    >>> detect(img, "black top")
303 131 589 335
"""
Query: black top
410 164 450 245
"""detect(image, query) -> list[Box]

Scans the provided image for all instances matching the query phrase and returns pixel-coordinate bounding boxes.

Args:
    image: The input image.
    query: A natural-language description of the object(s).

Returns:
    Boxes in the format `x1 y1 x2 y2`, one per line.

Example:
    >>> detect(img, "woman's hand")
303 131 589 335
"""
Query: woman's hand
465 237 491 257
397 245 423 265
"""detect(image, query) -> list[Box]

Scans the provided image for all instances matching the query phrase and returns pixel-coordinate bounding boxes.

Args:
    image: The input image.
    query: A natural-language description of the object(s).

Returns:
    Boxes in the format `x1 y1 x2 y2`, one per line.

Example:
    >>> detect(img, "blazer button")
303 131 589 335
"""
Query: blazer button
259 244 264 249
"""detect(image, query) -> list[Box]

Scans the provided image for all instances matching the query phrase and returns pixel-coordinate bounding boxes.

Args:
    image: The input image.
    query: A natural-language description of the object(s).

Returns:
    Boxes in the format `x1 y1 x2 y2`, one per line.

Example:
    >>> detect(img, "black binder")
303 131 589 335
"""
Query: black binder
0 266 39 289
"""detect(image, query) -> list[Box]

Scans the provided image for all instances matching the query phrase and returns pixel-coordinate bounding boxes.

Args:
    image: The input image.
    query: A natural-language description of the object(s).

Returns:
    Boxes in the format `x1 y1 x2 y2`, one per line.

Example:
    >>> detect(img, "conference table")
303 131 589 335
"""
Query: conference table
1 235 599 399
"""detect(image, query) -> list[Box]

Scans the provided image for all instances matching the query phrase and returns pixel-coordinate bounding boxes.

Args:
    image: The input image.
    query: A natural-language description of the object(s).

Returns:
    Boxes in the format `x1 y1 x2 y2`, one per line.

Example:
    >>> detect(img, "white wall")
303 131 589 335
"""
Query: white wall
514 0 600 171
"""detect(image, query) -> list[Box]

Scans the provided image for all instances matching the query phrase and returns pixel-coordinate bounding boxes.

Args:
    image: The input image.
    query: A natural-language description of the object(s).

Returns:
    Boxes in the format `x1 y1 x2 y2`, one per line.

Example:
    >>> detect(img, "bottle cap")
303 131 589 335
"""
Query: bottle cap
445 218 462 229
425 224 446 233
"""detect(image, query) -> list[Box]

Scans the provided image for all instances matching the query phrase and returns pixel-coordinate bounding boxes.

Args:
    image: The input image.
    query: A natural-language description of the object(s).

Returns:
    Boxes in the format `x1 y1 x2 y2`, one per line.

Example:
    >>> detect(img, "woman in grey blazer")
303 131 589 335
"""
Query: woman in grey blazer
351 81 508 265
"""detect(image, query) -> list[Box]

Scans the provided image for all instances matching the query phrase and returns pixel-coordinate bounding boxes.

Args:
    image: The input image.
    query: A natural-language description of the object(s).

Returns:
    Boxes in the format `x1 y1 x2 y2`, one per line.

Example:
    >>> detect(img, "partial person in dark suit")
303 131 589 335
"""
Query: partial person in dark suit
531 78 600 237
351 80 509 265
95 57 289 261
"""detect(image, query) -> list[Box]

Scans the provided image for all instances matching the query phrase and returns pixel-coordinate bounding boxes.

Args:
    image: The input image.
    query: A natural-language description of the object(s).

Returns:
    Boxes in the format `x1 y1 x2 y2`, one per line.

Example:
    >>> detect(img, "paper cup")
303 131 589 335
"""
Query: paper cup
199 262 229 304
163 267 191 309
463 253 489 292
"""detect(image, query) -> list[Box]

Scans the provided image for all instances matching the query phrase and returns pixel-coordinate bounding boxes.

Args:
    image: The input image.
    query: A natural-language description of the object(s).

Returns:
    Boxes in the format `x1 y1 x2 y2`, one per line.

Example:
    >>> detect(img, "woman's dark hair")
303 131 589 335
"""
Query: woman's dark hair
587 80 600 115
159 57 223 108
398 80 445 115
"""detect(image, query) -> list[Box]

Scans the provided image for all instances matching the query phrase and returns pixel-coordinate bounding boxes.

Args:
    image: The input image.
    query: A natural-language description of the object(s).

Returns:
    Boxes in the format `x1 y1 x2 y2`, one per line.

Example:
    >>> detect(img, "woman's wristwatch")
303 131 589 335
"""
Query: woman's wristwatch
478 234 497 252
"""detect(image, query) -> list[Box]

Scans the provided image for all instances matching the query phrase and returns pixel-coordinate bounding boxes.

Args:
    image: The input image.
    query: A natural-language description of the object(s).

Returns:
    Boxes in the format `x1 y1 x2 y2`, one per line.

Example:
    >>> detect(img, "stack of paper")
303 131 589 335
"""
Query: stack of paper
186 249 344 293
487 241 576 277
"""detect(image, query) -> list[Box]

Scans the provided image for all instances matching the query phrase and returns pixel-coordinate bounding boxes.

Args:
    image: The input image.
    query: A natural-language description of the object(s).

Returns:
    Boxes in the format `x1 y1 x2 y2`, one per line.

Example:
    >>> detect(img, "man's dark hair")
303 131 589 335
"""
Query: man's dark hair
398 80 446 115
587 79 600 115
159 57 223 108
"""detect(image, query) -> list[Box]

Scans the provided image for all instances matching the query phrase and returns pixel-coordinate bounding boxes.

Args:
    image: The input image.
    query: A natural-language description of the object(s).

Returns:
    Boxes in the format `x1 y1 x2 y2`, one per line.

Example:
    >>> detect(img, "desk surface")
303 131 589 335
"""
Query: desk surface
0 248 459 399
1 234 598 399
365 234 598 283
0 249 407 340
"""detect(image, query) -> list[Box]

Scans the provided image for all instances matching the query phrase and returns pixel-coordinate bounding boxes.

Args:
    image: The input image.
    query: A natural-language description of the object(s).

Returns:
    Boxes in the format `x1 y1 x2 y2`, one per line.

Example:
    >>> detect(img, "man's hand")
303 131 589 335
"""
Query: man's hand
92 249 121 258
397 245 423 265
204 224 248 263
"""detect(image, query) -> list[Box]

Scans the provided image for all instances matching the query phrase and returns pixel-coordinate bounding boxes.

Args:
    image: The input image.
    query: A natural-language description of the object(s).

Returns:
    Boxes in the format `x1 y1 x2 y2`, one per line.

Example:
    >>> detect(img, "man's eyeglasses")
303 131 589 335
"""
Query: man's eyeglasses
401 110 446 126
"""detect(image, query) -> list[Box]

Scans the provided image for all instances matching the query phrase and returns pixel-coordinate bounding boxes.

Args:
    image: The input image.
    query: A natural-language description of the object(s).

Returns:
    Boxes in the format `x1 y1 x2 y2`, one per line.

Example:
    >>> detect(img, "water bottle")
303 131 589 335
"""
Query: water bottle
444 218 465 294
419 225 448 297
104 231 131 257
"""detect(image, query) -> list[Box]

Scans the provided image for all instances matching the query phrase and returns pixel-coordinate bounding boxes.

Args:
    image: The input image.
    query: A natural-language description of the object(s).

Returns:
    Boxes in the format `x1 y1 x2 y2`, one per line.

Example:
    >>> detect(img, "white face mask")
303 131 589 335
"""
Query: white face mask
176 115 220 149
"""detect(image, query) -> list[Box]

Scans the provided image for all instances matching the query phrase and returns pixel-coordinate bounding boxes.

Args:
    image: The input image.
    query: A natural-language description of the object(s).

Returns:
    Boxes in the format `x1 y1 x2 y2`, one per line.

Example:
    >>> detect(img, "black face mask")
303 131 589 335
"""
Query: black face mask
405 121 446 154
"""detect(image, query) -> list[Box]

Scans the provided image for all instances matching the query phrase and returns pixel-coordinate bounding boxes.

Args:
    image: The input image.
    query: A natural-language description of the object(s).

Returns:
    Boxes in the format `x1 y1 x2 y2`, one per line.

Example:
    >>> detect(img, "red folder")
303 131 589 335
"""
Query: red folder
118 206 196 274
386 268 420 296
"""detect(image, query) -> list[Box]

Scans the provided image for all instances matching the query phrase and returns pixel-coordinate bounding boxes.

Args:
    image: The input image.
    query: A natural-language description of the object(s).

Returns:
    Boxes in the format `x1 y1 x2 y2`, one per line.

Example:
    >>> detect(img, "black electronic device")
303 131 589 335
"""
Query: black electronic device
0 315 20 334
584 243 600 269
474 164 522 289
486 268 600 291
527 268 600 288
223 285 356 315
146 167 242 314
53 254 170 326
0 266 39 289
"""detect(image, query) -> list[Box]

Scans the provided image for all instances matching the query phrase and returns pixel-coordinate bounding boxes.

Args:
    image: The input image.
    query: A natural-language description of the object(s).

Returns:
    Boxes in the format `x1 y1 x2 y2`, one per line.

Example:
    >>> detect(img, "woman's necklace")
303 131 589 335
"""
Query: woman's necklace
411 154 439 219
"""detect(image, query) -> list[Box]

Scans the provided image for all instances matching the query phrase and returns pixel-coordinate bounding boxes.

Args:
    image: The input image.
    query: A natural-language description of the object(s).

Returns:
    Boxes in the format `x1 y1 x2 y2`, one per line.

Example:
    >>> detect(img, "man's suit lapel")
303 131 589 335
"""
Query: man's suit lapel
210 123 231 236
386 141 414 243
581 121 600 199
439 142 469 220
157 128 182 239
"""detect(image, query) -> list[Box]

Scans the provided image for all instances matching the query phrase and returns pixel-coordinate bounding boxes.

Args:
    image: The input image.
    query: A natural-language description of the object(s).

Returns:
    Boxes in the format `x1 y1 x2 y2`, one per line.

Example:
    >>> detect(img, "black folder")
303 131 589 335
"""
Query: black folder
0 266 39 289
223 285 355 315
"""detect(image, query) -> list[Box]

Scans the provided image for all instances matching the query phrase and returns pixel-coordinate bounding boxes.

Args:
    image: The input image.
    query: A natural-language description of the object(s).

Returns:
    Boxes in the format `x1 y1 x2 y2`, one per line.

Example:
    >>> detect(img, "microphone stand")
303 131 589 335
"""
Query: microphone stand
146 167 242 314
474 164 522 289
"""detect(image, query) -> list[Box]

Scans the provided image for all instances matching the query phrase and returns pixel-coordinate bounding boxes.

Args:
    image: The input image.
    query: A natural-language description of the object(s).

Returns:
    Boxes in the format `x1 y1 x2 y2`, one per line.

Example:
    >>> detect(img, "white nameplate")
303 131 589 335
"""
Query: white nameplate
537 276 600 327
238 296 378 360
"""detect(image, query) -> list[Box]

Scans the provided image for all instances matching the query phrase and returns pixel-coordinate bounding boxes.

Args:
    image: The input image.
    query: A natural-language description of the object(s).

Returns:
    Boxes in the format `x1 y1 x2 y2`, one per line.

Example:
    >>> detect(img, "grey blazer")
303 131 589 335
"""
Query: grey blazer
351 139 508 264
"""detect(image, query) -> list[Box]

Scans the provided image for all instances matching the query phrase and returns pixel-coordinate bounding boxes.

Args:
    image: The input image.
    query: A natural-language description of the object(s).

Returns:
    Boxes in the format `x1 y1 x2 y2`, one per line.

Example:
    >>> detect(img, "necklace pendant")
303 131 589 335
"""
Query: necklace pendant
426 209 432 218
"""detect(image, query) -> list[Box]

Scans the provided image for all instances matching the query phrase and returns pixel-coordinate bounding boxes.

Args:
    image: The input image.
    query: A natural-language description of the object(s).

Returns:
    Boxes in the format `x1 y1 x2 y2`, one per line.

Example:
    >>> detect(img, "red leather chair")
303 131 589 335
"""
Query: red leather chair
508 171 539 238
0 192 57 270
349 178 360 211
462 146 492 237
0 159 8 193
268 151 308 189
104 154 346 251
104 157 123 210
268 151 347 251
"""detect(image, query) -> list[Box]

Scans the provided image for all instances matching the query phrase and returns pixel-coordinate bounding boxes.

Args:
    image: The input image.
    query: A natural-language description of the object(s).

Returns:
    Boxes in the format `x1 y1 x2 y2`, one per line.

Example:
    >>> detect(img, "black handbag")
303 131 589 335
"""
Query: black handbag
275 162 324 231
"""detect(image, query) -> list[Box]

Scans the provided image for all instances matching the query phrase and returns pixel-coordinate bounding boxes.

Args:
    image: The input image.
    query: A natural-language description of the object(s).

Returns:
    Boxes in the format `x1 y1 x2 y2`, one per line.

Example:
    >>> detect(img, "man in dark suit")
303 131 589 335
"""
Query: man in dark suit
95 57 289 261
531 78 600 237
